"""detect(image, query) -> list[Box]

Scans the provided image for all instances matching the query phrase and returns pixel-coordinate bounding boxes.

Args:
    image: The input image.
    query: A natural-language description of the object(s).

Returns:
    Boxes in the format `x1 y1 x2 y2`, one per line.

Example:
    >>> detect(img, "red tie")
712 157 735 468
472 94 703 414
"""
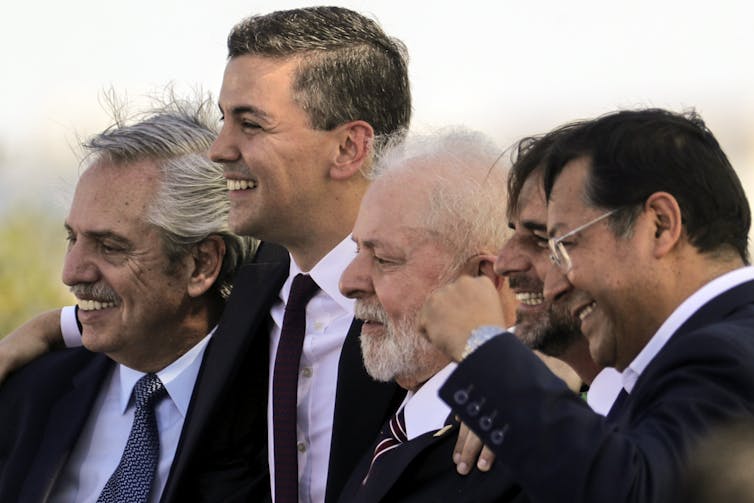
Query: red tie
272 273 320 503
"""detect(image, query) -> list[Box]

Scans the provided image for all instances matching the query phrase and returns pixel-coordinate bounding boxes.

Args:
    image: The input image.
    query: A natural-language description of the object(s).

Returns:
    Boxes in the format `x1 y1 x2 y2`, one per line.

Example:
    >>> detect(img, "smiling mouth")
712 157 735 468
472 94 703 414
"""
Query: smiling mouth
78 299 116 311
226 179 258 191
576 302 596 321
516 291 545 306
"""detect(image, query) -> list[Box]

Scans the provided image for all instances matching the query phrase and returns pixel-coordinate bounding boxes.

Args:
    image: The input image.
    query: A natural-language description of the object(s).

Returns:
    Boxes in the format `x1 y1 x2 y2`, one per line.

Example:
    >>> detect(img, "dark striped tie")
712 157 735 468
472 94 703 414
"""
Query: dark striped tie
362 408 408 485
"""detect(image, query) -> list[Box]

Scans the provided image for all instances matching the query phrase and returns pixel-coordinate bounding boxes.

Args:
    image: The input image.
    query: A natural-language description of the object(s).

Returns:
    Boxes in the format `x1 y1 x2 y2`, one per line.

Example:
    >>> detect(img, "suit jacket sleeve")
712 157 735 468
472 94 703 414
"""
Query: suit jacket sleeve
439 325 754 503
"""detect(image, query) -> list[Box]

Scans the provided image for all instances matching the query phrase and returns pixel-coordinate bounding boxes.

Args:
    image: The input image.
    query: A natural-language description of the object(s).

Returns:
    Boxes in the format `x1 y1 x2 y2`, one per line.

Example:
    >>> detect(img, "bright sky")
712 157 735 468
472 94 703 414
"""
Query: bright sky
1 0 753 221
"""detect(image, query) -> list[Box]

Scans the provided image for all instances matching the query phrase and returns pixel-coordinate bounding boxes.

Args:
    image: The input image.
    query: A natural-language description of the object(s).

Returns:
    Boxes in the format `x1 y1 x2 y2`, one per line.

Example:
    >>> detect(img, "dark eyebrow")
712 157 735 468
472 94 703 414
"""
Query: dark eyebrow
221 104 272 122
520 220 547 233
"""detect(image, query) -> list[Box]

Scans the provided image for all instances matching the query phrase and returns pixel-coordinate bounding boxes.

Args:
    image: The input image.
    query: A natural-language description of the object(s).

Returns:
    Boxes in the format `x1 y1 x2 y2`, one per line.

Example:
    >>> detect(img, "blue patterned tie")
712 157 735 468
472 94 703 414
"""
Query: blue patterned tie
98 373 166 503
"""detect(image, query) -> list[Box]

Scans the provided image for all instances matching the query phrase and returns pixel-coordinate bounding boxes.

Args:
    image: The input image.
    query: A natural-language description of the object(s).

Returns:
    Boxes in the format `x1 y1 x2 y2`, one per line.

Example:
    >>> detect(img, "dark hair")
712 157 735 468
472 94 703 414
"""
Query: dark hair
227 6 411 157
507 122 585 219
543 108 751 262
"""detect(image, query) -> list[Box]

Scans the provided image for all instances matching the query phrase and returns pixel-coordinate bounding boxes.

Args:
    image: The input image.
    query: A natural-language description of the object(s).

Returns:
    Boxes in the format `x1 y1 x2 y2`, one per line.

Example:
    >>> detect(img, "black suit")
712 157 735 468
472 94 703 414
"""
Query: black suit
338 414 526 503
440 279 754 503
164 242 403 502
0 348 112 501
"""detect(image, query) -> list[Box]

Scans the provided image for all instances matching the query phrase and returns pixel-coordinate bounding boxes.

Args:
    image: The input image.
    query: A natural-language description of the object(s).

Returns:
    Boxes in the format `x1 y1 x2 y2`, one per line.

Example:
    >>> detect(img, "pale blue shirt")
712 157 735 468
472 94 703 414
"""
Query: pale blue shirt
49 329 213 503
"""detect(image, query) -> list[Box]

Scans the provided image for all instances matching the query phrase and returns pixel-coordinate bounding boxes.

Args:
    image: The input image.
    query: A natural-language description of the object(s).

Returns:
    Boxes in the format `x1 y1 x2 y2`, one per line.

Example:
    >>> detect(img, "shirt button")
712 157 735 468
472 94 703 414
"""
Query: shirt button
302 367 313 378
314 321 324 331
297 442 307 453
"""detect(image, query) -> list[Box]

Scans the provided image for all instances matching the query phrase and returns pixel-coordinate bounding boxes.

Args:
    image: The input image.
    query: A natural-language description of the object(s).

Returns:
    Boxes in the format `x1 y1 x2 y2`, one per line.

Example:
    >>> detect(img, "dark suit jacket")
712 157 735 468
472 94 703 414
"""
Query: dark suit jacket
338 414 526 503
0 348 112 502
440 279 754 503
163 242 403 502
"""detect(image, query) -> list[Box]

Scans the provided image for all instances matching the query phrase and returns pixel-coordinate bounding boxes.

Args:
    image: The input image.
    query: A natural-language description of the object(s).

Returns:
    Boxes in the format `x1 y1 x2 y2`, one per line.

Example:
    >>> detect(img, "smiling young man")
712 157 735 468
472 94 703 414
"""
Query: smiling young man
420 108 754 502
0 7 414 502
0 99 257 503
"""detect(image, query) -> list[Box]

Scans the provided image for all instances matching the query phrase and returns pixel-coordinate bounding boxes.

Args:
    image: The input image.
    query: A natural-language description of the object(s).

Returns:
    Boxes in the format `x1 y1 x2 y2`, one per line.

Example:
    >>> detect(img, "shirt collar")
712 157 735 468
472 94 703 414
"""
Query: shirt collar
282 235 356 314
116 326 215 416
623 265 754 393
586 367 624 416
402 363 457 440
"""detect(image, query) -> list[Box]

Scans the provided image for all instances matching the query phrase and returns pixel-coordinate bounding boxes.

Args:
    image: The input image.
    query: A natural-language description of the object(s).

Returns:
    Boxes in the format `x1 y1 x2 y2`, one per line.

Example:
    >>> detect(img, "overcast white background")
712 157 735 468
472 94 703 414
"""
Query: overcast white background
1 0 752 236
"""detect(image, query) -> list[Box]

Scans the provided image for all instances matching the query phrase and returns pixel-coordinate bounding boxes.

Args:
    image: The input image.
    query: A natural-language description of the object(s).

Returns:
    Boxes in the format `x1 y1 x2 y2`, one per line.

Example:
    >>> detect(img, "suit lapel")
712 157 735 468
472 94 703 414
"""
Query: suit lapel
360 420 458 503
164 242 289 499
21 354 112 502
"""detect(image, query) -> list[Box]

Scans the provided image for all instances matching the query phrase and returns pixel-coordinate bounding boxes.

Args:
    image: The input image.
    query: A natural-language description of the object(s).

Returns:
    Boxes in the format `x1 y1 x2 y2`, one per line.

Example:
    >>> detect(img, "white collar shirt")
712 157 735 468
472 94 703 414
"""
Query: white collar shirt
50 329 214 503
622 266 754 394
401 363 457 440
267 236 356 503
586 367 624 416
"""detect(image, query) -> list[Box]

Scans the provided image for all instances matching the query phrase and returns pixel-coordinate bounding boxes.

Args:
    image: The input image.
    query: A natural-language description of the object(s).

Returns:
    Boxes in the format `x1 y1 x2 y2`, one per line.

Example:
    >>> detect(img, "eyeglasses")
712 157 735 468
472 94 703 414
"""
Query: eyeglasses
548 209 618 273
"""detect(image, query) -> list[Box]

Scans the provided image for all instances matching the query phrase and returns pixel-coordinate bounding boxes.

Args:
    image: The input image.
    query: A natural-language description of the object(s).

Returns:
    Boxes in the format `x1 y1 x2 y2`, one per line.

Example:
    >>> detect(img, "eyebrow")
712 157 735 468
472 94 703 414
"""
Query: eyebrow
220 103 272 122
520 220 547 233
64 223 132 246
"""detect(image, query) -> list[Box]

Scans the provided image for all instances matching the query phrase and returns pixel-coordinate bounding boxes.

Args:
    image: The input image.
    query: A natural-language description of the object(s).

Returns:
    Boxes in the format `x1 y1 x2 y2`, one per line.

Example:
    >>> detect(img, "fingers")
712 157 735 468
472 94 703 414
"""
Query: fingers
454 422 495 475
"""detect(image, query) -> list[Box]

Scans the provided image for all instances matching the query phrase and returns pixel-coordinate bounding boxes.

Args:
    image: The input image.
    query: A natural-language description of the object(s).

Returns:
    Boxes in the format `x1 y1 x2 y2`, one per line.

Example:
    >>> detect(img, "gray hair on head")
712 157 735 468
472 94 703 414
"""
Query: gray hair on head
82 91 258 300
372 127 509 273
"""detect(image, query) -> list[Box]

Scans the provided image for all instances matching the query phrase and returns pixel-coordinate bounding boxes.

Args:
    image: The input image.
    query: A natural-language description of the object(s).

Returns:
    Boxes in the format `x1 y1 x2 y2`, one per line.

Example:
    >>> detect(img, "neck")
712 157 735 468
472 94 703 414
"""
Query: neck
109 296 221 373
286 179 366 272
558 337 602 385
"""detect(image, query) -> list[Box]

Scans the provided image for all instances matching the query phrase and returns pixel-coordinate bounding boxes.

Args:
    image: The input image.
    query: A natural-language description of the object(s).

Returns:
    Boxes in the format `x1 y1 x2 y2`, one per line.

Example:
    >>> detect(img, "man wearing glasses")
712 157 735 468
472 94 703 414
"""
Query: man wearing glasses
420 108 754 502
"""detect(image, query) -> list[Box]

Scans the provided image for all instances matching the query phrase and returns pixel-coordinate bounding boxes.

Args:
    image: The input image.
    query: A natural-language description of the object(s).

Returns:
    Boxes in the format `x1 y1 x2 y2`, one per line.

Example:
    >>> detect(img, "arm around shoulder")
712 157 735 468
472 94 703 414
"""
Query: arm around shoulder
0 308 65 385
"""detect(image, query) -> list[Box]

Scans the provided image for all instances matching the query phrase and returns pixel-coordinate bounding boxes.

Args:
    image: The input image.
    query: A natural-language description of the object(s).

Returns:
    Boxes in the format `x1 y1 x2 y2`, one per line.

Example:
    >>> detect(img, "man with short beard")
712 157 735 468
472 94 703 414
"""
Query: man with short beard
336 129 526 502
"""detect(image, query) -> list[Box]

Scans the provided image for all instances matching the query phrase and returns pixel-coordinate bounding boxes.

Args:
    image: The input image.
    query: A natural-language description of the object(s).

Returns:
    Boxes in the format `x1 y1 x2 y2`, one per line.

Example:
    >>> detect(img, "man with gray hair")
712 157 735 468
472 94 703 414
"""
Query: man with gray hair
336 129 525 501
0 97 258 503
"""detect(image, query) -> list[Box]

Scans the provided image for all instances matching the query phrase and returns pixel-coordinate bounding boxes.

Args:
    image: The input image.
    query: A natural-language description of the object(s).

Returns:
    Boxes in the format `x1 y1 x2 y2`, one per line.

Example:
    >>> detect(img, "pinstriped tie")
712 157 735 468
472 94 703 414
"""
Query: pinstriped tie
98 373 166 503
362 408 408 484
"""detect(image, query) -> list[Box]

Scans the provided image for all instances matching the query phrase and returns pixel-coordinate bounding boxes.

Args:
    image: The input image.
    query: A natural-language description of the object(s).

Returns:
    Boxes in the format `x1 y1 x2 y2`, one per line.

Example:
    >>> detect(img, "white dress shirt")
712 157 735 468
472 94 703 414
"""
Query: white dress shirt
267 236 356 503
401 364 457 440
586 367 623 416
50 329 214 503
622 266 754 394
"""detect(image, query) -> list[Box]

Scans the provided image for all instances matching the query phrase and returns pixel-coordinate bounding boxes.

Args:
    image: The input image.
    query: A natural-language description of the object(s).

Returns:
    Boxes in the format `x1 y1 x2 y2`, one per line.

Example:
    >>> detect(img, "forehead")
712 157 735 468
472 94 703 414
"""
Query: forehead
354 175 428 241
69 160 160 230
515 170 547 224
547 157 591 234
219 54 299 108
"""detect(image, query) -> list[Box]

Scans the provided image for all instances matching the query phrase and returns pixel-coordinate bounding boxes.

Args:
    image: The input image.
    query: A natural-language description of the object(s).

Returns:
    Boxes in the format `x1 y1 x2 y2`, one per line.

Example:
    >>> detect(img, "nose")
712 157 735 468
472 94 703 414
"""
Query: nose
494 237 530 277
339 251 373 299
62 240 100 287
209 123 241 164
542 261 572 303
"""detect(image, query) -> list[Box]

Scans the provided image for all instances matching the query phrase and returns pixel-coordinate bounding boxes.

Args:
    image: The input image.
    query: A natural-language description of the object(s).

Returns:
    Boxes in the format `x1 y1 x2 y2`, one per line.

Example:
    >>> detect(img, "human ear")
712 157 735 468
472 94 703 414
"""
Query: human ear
187 235 225 298
330 120 374 181
645 192 682 258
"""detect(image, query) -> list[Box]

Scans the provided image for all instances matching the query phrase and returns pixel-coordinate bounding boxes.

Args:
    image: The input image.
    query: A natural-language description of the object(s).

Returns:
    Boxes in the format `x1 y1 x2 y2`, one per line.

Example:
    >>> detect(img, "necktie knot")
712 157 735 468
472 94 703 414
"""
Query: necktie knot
133 373 166 409
285 273 319 312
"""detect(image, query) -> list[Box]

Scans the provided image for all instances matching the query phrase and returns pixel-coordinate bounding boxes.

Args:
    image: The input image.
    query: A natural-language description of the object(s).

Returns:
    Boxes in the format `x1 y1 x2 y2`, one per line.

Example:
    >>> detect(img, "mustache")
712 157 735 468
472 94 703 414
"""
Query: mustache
508 273 543 292
354 299 389 324
222 162 253 178
69 283 119 303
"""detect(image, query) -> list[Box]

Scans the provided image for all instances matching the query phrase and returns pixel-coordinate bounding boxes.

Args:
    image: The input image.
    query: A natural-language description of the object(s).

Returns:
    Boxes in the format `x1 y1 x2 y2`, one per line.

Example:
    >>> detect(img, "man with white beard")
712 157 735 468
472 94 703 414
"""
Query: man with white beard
336 129 528 502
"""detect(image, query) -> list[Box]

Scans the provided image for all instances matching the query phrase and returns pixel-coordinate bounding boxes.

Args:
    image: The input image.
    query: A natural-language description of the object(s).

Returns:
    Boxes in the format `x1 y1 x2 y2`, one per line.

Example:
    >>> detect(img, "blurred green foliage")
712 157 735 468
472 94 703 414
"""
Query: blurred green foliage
0 205 75 336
